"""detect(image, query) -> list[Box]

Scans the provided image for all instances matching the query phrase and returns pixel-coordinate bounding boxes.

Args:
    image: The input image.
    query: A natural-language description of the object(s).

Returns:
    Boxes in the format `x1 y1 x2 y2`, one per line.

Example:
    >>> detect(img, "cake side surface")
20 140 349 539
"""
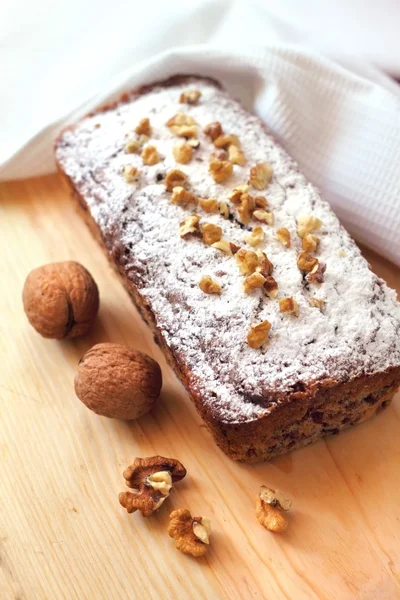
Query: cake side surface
55 75 400 459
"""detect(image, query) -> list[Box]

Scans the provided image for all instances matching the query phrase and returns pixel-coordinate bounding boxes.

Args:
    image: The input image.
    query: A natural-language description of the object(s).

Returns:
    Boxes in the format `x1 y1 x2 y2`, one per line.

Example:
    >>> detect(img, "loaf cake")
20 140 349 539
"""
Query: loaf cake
55 75 400 462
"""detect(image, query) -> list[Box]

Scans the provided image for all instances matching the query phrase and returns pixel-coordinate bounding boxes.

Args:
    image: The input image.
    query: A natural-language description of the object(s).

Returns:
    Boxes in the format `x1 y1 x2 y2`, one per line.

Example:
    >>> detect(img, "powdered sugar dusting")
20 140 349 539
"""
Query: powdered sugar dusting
56 79 400 423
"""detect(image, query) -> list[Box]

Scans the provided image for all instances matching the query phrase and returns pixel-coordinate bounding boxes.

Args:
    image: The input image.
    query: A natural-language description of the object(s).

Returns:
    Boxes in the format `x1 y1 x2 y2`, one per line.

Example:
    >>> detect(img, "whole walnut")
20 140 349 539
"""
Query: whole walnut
23 261 99 339
74 343 162 420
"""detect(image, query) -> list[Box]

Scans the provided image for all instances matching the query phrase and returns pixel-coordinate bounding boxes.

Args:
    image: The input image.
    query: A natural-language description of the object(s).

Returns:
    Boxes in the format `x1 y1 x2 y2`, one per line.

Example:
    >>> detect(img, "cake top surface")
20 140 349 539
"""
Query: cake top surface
56 77 400 423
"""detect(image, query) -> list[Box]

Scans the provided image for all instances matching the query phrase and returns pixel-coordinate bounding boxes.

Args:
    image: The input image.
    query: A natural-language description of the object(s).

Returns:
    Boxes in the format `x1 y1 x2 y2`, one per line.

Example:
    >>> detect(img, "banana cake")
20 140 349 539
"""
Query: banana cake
55 75 400 462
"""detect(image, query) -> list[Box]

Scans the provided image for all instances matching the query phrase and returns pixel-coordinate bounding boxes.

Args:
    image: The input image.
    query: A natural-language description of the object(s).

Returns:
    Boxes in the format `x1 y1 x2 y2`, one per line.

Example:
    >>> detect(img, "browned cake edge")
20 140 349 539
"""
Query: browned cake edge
55 75 400 462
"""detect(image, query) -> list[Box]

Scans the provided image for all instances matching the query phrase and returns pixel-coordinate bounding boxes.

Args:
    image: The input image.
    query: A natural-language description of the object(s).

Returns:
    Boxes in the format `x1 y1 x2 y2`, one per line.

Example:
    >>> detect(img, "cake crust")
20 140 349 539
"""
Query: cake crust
55 75 400 461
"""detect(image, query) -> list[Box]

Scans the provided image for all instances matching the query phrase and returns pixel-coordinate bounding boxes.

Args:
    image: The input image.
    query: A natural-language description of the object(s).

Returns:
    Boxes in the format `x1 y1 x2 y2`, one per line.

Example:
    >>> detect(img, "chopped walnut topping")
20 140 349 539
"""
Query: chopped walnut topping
218 201 230 219
199 198 218 213
236 249 259 275
249 163 273 190
297 251 318 272
201 222 222 245
297 215 323 238
173 143 193 164
308 297 325 310
256 486 291 532
243 272 266 293
165 169 187 192
179 214 201 238
125 139 141 154
279 297 299 316
214 134 241 149
307 261 326 284
264 276 278 298
255 196 268 209
238 193 256 224
256 250 274 277
253 209 274 225
209 159 233 183
188 138 200 149
228 145 246 166
199 275 221 294
135 117 151 136
228 184 250 204
123 165 140 183
245 226 264 247
302 233 319 253
141 145 160 166
247 320 271 348
212 240 239 255
203 121 223 141
179 89 202 105
276 227 291 248
166 112 198 137
171 186 197 207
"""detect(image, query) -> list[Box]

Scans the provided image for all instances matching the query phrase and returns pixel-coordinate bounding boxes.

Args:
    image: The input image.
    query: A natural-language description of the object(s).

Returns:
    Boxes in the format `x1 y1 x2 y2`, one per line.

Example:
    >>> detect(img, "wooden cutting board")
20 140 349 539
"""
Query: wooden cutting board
1 174 400 600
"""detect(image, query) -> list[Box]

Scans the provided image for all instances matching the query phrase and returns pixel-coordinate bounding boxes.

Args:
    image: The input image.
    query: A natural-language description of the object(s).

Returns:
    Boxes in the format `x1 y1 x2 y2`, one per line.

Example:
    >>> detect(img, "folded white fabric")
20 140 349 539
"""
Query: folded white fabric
1 0 400 266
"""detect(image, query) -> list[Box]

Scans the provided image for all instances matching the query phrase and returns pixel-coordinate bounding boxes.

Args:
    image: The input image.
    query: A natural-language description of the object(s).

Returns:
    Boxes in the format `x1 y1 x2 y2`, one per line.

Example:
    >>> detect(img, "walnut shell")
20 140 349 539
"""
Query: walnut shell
23 261 99 339
74 343 162 420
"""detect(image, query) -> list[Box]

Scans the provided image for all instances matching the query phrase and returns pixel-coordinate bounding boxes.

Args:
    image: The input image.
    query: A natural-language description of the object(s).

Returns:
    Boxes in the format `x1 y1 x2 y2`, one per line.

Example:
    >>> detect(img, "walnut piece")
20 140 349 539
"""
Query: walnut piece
74 343 162 419
203 121 223 141
179 214 201 238
165 169 187 192
214 134 241 149
123 165 140 183
119 456 186 517
297 215 323 238
125 139 141 154
249 163 273 190
171 187 197 207
212 239 237 255
199 275 222 294
179 90 201 105
302 233 319 253
209 159 233 183
168 509 211 557
202 222 222 245
247 320 272 348
264 276 278 298
256 486 291 532
219 201 230 219
308 297 325 310
228 145 246 166
255 196 268 209
236 248 259 275
228 184 250 203
23 261 99 339
173 143 193 164
141 145 160 166
276 227 291 248
243 272 266 293
166 113 197 137
307 261 326 284
297 252 318 272
245 226 264 247
135 117 151 136
256 250 274 277
237 193 255 224
253 209 274 225
199 198 218 213
279 297 299 316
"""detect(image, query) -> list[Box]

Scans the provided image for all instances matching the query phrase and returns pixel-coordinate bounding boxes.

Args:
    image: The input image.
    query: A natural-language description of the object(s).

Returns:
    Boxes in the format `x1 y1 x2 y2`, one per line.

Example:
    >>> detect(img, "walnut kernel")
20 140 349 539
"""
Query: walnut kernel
209 159 233 183
218 201 230 219
199 275 222 294
214 134 241 149
125 139 141 153
141 145 160 165
168 509 211 557
228 145 246 166
243 272 266 293
264 276 278 298
202 222 222 245
297 215 323 238
212 239 238 255
307 261 326 284
245 226 264 247
179 89 202 105
119 456 186 517
302 233 319 253
199 198 218 213
166 113 197 137
228 184 250 203
237 193 255 225
173 143 193 164
135 117 151 136
171 187 197 207
255 196 268 209
249 163 273 190
276 227 291 248
203 121 223 141
236 249 259 275
247 320 271 348
308 297 325 310
279 297 299 316
256 486 291 532
123 165 140 183
165 169 187 191
297 252 318 272
256 250 274 277
253 210 274 225
179 215 201 238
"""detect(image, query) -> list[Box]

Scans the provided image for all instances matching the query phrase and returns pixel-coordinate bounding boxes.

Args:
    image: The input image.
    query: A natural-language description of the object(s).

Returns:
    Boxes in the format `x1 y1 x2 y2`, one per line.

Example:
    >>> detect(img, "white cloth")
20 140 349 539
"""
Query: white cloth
1 0 400 265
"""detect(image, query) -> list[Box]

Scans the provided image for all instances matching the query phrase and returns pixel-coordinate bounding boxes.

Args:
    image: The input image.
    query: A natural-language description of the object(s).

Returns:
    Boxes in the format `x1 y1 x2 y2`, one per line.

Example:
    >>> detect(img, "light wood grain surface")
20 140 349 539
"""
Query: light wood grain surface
1 174 400 600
